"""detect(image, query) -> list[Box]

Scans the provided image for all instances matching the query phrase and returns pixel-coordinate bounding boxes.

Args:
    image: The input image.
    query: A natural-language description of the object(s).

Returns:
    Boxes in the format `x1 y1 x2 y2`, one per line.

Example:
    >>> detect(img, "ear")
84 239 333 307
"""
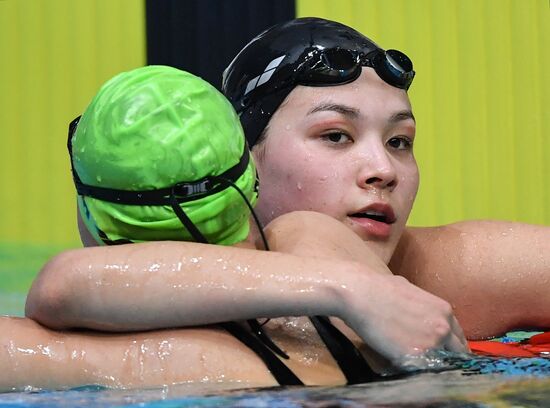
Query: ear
76 200 99 247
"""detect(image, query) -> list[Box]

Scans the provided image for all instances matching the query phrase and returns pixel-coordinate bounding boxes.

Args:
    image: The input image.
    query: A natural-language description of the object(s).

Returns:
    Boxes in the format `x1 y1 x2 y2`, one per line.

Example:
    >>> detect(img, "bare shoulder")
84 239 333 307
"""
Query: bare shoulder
264 211 370 262
392 221 549 281
391 222 550 338
266 211 347 233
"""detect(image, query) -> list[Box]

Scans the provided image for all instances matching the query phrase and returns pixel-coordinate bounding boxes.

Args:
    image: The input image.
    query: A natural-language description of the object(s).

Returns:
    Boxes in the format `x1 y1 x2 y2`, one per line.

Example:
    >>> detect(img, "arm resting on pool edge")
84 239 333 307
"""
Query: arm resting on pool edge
391 220 550 339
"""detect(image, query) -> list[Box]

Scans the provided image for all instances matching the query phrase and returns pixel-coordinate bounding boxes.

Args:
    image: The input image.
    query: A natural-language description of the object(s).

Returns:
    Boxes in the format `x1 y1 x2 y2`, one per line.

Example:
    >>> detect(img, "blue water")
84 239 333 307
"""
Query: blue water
1 371 550 407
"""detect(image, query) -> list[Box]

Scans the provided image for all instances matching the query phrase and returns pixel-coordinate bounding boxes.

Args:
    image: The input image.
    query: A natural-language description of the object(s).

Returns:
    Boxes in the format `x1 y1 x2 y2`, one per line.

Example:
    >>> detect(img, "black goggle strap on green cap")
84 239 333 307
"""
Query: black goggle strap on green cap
68 116 268 247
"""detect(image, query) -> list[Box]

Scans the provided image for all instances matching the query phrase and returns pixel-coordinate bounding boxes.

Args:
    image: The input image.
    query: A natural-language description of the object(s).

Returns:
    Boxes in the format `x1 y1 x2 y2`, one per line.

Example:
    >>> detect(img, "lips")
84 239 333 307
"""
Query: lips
348 203 396 239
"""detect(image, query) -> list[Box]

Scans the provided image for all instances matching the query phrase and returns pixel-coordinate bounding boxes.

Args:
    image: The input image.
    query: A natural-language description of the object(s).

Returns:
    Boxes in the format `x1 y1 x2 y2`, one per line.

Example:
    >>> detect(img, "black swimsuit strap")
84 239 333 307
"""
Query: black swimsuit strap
219 322 304 386
309 316 381 384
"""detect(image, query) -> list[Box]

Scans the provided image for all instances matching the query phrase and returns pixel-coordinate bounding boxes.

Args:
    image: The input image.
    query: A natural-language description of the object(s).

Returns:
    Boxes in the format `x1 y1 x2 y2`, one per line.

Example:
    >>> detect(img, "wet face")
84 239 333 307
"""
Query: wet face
252 68 419 263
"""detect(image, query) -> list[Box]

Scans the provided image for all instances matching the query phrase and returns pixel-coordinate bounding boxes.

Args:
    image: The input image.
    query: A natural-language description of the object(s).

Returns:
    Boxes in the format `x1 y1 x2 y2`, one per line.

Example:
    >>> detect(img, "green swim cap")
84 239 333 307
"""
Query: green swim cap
70 65 257 246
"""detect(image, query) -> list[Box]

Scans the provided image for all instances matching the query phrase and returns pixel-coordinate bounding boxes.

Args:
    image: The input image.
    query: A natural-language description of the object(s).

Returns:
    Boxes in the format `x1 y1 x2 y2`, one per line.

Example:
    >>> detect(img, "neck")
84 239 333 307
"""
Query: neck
237 217 266 250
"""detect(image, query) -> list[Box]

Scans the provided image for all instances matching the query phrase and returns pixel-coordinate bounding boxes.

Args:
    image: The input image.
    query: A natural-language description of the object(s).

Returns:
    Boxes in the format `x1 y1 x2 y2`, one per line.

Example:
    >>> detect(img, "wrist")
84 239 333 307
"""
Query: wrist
322 260 365 320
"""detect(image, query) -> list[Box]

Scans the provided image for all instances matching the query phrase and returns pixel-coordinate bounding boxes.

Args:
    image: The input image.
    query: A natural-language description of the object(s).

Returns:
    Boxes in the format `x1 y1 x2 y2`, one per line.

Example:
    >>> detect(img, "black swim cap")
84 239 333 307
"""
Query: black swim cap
222 17 415 147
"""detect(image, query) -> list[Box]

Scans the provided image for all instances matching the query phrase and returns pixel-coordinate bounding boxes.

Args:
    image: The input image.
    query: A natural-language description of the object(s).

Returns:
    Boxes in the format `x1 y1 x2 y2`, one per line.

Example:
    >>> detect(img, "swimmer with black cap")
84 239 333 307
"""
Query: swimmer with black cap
221 17 421 265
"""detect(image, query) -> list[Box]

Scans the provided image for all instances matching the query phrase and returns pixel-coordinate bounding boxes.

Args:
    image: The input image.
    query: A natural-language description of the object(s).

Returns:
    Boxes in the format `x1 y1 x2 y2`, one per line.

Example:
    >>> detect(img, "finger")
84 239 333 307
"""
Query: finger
450 316 470 351
445 332 470 354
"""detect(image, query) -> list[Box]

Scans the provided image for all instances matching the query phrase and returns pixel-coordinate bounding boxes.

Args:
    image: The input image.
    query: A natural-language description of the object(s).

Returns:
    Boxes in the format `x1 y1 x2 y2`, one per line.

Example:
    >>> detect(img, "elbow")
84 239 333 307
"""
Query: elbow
25 250 80 329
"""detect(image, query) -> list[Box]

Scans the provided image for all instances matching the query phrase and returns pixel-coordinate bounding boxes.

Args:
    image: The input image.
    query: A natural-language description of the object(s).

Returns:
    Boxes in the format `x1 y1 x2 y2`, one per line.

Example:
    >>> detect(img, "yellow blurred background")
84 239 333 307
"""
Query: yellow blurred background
0 0 548 293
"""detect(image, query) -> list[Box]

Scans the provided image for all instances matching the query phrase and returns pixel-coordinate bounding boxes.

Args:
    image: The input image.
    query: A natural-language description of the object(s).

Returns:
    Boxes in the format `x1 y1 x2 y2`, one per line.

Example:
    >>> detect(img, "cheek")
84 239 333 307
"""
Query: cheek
398 163 420 209
255 150 346 220
254 150 309 221
288 159 350 218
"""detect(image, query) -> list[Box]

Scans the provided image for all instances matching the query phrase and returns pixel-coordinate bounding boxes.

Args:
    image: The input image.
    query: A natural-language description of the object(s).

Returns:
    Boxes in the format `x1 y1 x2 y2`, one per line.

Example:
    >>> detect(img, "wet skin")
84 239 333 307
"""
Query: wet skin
253 68 418 264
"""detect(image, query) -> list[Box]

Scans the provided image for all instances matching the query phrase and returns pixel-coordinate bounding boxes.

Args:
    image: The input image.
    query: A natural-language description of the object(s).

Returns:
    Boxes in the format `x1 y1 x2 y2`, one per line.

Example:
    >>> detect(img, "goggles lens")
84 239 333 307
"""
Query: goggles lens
371 49 415 90
299 48 360 85
296 48 414 90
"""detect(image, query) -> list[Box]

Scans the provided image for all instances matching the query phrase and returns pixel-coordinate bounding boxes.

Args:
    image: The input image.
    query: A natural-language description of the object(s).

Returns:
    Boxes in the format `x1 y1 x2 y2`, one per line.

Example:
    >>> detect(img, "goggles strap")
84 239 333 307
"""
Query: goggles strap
169 193 209 244
210 175 269 252
71 145 250 205
68 115 251 205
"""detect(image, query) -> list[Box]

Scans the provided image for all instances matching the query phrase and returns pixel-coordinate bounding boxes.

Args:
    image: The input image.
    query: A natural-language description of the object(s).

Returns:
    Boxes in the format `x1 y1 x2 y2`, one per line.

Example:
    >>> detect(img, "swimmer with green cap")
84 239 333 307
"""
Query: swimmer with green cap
7 64 382 391
68 65 261 247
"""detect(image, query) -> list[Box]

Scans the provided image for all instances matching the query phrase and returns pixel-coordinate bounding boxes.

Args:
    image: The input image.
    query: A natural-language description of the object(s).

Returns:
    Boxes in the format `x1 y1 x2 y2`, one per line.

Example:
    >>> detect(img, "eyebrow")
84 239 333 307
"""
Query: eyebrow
389 110 416 124
307 103 360 119
308 103 415 125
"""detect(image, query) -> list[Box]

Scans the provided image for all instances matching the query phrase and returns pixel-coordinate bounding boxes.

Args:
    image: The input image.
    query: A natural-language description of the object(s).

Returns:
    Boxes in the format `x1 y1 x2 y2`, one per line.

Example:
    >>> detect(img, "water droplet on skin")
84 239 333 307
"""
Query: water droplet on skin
285 124 291 131
296 182 302 191
149 263 161 272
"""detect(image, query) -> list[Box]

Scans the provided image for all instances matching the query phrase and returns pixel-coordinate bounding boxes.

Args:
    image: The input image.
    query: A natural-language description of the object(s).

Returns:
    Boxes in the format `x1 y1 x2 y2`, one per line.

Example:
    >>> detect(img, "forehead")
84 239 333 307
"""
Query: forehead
281 67 412 116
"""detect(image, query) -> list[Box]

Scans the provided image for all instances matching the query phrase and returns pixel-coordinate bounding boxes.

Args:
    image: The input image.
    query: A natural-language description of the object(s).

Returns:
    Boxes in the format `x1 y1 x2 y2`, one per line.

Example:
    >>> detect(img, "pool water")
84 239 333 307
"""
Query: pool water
1 372 550 407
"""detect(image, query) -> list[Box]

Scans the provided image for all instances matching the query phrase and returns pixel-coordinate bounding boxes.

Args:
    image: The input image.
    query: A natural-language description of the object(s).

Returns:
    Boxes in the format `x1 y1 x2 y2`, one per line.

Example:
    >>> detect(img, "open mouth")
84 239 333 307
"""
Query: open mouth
349 208 396 224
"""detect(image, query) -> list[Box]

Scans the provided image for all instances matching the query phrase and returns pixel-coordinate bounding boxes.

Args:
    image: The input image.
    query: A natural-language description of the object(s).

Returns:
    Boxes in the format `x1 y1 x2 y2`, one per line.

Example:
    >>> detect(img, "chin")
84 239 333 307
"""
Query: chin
358 239 395 265
347 224 398 262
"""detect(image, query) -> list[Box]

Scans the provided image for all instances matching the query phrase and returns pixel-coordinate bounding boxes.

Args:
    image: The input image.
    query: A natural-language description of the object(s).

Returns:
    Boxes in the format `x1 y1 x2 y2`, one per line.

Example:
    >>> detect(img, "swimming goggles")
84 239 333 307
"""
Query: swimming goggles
294 47 414 90
233 46 415 147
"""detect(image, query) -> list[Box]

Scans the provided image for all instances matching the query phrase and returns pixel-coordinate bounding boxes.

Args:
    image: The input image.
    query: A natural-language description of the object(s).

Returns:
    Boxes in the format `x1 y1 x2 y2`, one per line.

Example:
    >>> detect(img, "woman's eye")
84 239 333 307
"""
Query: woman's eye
387 136 413 150
322 132 352 144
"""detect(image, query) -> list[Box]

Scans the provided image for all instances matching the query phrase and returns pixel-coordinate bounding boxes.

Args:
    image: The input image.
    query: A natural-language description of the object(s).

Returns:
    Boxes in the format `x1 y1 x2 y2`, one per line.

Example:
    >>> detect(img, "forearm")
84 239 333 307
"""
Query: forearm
392 221 550 338
26 241 357 331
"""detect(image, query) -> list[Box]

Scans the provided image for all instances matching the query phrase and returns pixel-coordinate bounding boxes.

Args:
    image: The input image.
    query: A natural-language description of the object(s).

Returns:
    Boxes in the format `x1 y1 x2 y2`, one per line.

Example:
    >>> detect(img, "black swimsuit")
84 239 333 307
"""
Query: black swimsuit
221 316 381 385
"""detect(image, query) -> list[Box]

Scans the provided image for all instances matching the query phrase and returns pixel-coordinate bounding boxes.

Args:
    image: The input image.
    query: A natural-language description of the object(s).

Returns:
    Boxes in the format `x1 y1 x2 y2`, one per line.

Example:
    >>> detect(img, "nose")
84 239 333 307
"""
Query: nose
356 149 398 191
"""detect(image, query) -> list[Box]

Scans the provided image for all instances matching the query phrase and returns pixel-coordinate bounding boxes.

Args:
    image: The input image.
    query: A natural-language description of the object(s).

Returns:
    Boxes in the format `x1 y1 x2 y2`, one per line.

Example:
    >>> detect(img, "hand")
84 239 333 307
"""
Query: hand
338 268 469 366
